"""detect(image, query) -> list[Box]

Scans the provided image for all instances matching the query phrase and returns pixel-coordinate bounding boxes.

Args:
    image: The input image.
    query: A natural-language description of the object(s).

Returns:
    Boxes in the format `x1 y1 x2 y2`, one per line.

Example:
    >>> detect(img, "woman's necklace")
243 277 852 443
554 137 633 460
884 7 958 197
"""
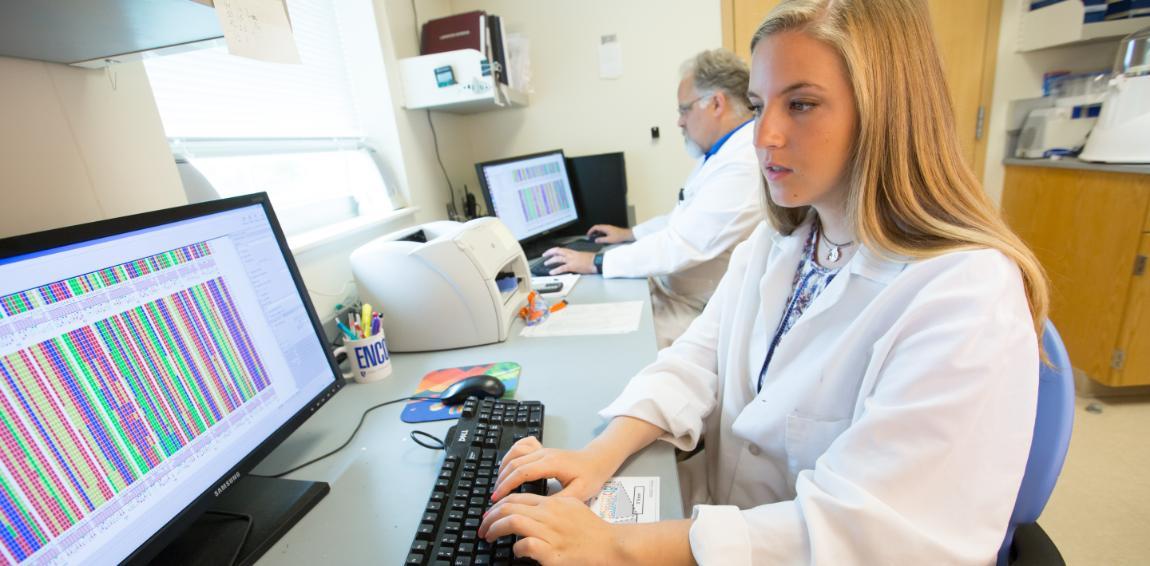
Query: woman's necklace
817 219 854 263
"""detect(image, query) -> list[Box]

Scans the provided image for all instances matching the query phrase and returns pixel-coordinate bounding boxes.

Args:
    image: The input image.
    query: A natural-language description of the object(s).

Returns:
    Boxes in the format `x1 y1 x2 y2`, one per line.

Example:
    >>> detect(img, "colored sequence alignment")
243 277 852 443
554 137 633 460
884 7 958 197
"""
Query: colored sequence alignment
0 277 269 563
511 161 561 182
0 243 210 320
516 181 572 222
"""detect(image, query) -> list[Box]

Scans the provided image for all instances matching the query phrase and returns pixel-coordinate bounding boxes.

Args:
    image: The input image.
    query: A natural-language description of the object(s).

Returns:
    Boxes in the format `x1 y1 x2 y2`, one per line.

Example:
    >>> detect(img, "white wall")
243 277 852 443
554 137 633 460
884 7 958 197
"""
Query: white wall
0 57 185 238
372 0 473 224
981 0 1118 205
375 0 723 225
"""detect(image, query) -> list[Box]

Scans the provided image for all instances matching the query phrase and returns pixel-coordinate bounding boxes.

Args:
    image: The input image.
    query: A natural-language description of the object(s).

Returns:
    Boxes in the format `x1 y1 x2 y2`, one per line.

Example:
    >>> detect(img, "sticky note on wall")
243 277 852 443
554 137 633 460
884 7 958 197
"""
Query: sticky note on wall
214 0 301 64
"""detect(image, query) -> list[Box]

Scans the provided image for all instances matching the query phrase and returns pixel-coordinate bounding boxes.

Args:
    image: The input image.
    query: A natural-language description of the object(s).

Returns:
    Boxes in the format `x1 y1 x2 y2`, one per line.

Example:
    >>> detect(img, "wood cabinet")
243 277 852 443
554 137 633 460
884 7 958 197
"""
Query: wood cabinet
719 0 1001 180
1001 165 1150 387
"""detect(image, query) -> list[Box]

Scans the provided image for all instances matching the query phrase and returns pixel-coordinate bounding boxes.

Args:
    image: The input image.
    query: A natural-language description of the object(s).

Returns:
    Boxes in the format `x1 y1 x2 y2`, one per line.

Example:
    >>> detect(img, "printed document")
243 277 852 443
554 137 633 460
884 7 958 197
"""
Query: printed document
519 300 643 337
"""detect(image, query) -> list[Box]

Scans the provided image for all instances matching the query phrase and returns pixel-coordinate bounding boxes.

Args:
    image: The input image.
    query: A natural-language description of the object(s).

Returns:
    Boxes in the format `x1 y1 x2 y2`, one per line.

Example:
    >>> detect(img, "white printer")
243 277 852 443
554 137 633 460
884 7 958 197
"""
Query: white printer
350 218 531 352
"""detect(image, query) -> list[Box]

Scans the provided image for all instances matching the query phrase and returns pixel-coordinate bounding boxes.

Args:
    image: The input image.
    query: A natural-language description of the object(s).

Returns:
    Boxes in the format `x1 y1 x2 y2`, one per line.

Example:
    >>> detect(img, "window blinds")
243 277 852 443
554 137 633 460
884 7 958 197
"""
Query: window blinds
143 0 361 139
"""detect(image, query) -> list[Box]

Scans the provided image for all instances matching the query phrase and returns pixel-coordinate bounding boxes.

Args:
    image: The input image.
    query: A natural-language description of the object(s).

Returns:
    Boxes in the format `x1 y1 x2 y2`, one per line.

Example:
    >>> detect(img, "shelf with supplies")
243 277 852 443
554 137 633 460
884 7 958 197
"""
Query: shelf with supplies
1018 0 1149 52
399 49 528 114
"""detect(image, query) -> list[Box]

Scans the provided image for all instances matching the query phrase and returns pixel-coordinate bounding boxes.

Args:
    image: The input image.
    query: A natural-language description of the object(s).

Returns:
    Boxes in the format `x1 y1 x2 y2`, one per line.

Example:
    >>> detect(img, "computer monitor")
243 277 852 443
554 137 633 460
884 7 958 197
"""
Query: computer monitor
557 152 630 237
475 150 579 246
0 194 342 564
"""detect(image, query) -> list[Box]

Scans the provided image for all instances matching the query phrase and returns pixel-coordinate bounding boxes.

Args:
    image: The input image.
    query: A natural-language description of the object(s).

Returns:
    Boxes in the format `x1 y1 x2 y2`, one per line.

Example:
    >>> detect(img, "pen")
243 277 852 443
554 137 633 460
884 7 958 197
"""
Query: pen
361 303 373 337
336 320 357 340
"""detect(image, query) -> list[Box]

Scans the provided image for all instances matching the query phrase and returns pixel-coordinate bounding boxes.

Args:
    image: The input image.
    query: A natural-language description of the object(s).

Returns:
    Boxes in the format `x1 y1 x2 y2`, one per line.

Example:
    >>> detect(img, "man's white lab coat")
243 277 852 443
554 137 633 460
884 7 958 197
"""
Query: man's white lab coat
601 122 762 346
601 221 1038 565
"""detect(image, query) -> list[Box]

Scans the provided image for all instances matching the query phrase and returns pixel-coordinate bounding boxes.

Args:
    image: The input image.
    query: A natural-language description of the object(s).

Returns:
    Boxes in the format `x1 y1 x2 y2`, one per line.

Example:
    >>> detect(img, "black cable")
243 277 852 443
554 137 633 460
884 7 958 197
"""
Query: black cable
259 395 435 478
410 0 458 219
204 510 254 566
427 110 458 218
411 0 421 45
410 429 447 450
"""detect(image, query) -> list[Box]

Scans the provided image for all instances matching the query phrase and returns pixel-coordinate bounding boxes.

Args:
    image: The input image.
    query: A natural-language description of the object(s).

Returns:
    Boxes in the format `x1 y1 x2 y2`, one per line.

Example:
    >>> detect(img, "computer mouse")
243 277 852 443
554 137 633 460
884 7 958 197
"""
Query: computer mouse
587 229 607 241
440 375 506 406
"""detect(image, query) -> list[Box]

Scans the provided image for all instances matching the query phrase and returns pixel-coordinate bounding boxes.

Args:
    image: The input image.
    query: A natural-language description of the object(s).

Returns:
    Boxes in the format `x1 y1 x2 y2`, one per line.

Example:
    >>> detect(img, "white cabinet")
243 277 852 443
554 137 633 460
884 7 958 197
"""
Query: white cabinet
399 49 528 114
1018 1 1148 52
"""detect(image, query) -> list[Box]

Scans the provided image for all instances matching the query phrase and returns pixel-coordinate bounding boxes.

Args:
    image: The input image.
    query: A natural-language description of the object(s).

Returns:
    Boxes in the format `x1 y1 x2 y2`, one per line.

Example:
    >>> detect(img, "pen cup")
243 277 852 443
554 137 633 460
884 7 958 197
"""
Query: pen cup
334 330 392 384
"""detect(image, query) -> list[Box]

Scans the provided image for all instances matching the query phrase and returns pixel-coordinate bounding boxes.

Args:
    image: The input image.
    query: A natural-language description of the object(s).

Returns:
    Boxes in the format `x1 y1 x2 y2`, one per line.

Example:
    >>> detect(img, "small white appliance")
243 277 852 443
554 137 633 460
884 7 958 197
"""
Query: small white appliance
1015 105 1099 158
351 218 531 352
1080 27 1150 163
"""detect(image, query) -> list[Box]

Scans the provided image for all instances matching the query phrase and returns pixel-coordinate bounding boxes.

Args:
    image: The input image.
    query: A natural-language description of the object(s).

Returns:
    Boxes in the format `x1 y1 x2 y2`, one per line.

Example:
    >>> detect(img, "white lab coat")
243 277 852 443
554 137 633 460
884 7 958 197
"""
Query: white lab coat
601 122 763 346
601 220 1038 565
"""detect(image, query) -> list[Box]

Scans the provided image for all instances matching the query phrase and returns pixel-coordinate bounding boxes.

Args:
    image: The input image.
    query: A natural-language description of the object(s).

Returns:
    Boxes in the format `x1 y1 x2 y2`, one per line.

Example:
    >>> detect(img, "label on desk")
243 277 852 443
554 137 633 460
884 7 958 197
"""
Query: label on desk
587 476 660 524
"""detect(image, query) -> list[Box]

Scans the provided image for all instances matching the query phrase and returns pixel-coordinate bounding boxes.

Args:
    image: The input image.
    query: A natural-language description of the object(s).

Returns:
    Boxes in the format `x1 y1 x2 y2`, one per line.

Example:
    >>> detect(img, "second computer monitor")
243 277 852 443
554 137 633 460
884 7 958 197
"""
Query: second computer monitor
475 150 578 244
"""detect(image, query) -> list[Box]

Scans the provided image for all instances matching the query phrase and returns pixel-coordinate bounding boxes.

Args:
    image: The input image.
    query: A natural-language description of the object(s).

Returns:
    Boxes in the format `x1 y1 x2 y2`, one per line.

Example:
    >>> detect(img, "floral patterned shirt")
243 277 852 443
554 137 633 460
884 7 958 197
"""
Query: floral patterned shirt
757 226 842 391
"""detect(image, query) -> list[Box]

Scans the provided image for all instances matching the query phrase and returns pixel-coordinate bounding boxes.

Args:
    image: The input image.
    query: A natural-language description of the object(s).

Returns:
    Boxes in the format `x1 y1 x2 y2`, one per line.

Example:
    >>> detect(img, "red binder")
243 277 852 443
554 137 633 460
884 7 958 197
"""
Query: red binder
420 10 487 55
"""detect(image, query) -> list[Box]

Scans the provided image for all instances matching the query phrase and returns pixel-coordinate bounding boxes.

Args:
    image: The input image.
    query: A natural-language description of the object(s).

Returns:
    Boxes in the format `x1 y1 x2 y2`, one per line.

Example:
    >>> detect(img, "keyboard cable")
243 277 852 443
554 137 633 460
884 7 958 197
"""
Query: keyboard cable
410 429 447 451
257 395 437 478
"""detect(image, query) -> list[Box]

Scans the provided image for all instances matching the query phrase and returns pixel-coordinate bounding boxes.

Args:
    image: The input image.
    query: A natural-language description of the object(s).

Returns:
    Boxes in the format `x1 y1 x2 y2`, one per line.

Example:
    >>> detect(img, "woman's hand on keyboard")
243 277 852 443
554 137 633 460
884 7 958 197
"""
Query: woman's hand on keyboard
478 493 624 564
490 436 613 504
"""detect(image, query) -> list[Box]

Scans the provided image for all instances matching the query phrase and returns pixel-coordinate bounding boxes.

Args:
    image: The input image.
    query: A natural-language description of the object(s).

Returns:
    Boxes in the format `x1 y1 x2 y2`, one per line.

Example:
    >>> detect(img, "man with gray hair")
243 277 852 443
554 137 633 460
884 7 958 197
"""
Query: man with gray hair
542 49 763 347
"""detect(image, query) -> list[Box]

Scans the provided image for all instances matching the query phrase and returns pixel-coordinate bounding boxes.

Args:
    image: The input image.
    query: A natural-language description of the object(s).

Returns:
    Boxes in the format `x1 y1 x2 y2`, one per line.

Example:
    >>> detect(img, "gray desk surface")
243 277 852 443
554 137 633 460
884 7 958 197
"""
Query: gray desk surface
252 276 681 564
1003 157 1150 175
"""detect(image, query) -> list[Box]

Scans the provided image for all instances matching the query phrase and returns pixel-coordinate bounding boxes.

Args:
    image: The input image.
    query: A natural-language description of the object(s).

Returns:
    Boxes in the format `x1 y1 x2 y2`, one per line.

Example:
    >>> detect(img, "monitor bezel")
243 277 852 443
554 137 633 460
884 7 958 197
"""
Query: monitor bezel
474 149 578 245
0 193 345 564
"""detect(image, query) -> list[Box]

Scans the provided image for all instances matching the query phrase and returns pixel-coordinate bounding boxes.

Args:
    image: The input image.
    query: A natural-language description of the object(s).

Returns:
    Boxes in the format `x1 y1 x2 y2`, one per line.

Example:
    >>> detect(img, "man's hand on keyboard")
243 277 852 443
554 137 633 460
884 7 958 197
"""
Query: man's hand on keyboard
587 224 634 244
488 437 612 504
538 248 597 275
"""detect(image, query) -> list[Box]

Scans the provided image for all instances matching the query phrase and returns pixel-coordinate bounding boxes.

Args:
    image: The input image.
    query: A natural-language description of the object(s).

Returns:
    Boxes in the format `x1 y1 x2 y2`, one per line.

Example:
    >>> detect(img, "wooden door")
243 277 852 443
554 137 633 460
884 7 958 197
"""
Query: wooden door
926 0 1000 180
721 0 1001 179
1111 235 1150 386
723 0 779 59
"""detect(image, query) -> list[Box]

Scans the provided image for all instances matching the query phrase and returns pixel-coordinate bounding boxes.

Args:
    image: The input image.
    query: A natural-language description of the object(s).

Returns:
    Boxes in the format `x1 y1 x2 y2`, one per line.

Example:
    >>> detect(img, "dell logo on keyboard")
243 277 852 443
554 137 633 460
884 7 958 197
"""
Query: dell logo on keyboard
458 430 469 443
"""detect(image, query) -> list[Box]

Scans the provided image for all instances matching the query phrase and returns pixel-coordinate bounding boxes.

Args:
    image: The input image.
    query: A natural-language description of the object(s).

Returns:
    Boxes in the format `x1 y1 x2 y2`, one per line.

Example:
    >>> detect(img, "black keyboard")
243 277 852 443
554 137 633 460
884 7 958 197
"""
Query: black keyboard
562 239 604 253
406 398 546 566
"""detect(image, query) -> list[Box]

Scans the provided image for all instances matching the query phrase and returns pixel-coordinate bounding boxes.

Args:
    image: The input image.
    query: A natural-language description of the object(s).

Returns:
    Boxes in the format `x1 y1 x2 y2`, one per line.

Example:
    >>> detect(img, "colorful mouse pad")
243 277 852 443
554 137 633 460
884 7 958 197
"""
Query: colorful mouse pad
401 362 521 423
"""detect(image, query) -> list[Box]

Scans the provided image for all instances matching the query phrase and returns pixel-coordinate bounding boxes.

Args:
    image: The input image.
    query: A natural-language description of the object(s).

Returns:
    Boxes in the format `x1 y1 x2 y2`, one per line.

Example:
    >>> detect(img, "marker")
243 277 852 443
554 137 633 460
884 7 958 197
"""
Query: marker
371 313 381 336
361 304 373 337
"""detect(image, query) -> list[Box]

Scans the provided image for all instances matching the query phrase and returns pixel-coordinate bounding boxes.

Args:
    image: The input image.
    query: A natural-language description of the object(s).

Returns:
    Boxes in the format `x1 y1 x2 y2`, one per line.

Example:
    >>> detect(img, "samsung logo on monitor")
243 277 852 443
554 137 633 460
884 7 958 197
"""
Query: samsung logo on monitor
214 472 242 497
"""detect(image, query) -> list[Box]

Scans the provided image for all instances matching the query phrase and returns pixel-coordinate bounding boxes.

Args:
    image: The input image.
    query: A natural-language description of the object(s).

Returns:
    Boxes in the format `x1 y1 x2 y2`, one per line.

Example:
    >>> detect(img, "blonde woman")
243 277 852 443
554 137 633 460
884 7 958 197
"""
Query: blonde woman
478 0 1049 563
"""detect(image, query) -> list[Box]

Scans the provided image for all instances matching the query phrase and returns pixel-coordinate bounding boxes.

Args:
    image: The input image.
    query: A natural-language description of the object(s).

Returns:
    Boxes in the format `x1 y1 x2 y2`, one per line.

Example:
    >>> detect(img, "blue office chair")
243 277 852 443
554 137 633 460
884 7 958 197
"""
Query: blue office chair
997 320 1075 565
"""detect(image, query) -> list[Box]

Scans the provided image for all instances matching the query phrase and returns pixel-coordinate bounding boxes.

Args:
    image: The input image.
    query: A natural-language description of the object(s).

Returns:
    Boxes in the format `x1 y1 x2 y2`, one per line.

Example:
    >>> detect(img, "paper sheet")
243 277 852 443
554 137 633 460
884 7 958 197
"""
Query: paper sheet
214 0 301 64
599 34 623 79
519 301 643 338
588 477 660 523
531 274 580 299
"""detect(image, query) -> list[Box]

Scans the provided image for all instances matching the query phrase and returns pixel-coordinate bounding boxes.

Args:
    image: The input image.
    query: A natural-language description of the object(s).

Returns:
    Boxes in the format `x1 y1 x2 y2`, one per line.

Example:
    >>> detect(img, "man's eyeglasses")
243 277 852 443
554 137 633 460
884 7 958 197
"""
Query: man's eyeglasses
677 94 714 116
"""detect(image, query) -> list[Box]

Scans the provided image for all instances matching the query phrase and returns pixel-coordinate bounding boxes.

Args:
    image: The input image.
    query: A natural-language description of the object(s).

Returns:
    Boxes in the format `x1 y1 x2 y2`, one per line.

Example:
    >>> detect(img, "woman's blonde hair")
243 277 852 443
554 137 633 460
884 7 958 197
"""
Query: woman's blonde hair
752 0 1049 335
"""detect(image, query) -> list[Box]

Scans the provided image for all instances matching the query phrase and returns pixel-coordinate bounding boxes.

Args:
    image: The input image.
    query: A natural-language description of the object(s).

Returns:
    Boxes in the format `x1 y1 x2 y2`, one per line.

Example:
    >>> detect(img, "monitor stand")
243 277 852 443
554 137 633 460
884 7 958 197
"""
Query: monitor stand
146 475 329 566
